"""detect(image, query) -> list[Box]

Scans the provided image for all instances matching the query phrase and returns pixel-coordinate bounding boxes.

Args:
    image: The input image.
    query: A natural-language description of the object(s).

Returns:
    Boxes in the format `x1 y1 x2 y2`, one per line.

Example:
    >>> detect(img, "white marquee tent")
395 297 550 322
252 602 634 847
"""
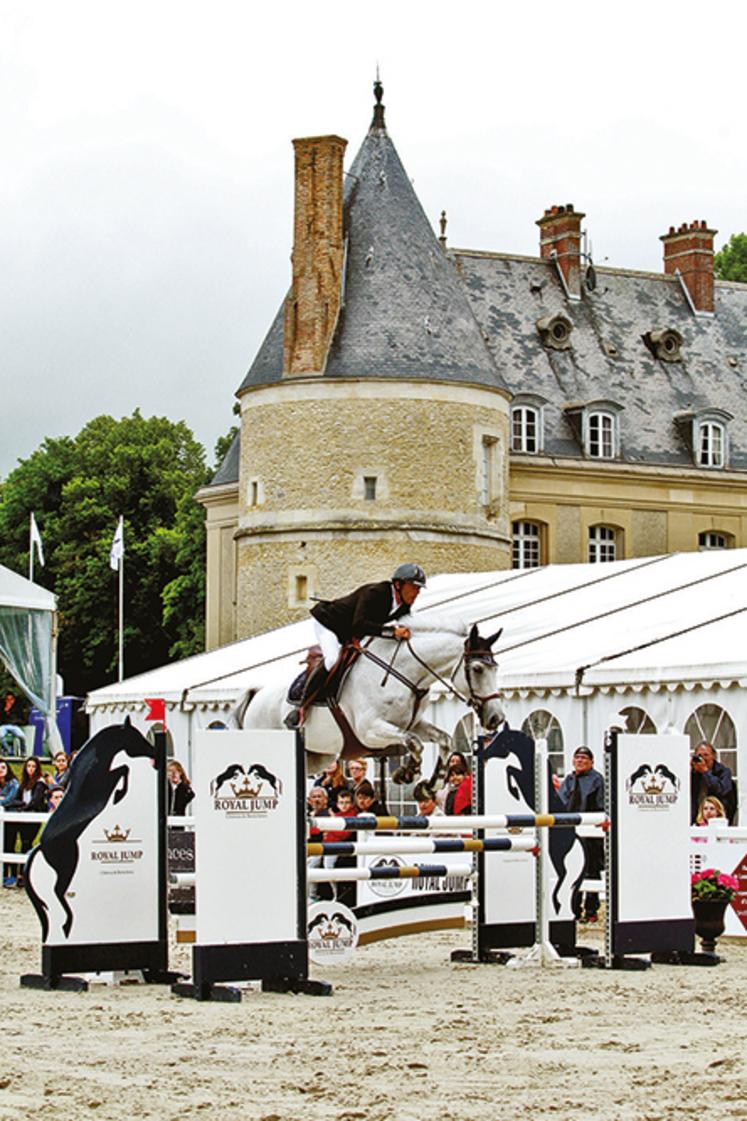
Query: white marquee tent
0 564 61 750
87 549 747 815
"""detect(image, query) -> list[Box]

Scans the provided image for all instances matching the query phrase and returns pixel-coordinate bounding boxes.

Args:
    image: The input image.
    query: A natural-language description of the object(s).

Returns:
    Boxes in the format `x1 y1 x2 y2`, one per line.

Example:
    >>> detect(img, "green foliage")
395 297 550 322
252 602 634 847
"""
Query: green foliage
0 411 210 695
714 233 747 283
213 425 239 471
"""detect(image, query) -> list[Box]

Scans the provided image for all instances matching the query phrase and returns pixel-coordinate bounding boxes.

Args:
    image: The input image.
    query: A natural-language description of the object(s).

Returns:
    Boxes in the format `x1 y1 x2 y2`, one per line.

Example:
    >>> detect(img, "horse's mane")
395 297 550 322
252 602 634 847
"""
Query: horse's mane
402 611 470 639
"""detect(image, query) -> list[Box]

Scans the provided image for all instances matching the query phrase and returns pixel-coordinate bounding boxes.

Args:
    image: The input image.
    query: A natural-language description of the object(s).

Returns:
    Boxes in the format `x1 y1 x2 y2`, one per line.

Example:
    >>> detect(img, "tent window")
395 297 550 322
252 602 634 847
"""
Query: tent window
521 709 564 778
684 703 737 796
145 722 175 759
619 706 657 735
588 524 617 563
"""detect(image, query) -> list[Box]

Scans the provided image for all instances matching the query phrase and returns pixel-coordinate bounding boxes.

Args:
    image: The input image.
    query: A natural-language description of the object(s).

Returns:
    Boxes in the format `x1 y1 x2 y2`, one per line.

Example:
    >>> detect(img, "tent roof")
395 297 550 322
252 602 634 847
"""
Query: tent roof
87 549 747 712
0 564 56 613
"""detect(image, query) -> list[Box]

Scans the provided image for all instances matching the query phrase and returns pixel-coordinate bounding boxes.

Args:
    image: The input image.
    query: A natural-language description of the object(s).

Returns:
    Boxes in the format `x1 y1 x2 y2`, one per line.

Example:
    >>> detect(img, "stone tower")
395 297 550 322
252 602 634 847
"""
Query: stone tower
206 85 512 642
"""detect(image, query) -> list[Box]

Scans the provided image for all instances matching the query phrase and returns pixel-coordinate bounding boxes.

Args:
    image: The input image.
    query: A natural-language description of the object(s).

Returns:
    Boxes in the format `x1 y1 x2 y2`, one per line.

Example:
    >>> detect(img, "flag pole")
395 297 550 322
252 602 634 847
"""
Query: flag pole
29 513 34 582
118 543 124 683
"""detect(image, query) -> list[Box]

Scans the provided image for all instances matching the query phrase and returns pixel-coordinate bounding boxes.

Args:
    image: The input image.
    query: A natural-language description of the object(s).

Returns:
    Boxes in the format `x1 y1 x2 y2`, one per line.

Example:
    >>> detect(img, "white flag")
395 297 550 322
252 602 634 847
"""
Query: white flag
109 516 124 571
30 513 45 567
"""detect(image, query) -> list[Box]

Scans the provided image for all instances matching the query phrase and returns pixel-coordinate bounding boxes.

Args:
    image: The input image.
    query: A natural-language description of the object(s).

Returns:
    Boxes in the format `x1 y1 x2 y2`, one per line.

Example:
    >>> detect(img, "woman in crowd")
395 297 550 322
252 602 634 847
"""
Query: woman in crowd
167 761 195 817
443 758 472 816
696 795 727 825
1 759 20 887
313 759 350 811
6 756 48 885
51 750 71 788
436 751 470 810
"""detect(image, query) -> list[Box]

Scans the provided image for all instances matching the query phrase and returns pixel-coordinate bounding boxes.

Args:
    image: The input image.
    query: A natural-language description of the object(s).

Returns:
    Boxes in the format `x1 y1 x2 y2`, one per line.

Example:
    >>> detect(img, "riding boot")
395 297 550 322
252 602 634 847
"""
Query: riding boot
284 660 328 728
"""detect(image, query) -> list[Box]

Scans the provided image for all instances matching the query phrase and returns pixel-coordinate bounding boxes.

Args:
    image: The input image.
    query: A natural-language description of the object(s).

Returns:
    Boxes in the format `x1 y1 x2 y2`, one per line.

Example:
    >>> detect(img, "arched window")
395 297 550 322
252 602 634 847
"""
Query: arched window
698 420 726 468
521 709 564 777
588 524 618 563
512 406 540 453
512 521 542 569
698 531 731 551
618 706 657 735
684 703 737 792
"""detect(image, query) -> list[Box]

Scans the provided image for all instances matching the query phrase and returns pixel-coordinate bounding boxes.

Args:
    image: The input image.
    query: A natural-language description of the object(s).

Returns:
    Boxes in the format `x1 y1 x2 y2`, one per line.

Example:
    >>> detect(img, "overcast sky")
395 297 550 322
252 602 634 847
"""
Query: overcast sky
2 0 745 480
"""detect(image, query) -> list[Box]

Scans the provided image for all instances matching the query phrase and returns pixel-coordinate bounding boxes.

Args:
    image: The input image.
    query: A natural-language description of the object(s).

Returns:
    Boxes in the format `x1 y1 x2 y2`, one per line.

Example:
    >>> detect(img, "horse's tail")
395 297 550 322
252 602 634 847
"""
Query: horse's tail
24 847 50 943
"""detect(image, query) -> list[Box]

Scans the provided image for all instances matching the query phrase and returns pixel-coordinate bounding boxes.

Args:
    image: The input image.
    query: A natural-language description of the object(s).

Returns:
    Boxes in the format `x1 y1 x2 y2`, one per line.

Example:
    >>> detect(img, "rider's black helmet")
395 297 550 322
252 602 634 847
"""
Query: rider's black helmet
392 563 427 587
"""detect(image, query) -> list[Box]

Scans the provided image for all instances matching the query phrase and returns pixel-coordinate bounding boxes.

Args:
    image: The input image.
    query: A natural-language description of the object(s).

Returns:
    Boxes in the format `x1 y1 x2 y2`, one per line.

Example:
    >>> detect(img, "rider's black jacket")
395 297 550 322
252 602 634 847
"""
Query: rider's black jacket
311 581 409 644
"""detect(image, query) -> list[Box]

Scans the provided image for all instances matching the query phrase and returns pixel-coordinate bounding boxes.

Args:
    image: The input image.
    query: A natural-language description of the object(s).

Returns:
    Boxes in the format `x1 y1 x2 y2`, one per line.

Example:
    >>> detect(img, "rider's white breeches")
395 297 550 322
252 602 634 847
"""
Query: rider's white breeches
313 619 341 669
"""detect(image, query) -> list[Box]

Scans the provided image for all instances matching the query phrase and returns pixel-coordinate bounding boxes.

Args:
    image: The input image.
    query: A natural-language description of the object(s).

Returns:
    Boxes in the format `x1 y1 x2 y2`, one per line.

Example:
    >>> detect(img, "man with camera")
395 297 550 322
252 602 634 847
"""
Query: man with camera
690 741 736 824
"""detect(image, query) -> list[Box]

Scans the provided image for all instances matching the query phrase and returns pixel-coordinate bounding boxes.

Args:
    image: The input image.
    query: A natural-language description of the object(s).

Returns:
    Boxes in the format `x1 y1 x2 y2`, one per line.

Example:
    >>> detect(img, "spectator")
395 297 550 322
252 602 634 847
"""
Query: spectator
696 795 727 826
322 787 357 906
354 780 386 817
167 761 195 817
690 742 736 824
47 785 65 812
313 760 351 811
2 690 27 725
443 760 472 816
1 760 19 887
50 750 71 789
347 759 368 788
6 756 47 886
436 751 469 809
554 746 604 923
307 786 330 901
413 781 443 817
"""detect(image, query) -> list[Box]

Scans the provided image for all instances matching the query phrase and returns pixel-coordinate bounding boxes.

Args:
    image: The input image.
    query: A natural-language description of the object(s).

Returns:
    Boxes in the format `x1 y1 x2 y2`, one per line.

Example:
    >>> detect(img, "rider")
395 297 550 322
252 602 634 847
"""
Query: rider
285 563 427 728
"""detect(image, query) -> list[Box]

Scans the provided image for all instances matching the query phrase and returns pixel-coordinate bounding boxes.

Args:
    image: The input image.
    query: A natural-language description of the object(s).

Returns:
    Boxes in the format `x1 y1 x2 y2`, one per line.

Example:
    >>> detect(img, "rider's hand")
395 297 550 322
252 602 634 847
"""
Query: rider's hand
393 625 411 641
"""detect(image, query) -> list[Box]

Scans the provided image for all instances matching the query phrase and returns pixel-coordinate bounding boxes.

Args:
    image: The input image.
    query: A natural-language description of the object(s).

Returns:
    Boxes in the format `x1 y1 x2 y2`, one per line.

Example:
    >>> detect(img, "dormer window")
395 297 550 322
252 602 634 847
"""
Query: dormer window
698 421 725 467
537 313 573 351
563 399 622 460
642 327 683 363
511 395 547 453
674 408 732 469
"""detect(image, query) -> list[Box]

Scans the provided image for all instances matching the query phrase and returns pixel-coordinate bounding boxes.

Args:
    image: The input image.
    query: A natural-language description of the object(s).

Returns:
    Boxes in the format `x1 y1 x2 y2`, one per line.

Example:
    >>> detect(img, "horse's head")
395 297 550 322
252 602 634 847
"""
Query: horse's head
456 624 505 731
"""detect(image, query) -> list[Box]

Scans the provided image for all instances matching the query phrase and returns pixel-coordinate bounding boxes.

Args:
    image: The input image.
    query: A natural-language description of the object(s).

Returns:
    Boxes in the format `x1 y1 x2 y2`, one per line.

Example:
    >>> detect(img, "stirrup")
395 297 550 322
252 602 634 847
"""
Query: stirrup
284 707 301 729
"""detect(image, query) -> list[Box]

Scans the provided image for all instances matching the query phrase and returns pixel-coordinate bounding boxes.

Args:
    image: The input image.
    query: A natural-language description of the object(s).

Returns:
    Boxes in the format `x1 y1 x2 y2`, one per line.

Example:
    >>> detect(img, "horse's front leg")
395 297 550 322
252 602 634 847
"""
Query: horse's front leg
408 719 454 790
361 717 425 785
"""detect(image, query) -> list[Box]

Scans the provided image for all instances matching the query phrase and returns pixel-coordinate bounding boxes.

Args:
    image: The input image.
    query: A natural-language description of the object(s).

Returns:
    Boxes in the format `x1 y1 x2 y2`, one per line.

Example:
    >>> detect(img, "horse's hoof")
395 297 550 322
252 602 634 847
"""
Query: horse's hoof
392 766 416 785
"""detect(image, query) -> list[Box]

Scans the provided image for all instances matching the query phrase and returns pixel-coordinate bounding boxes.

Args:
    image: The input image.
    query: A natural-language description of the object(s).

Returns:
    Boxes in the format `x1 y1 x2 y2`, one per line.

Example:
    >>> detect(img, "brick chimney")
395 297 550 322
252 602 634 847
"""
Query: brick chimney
660 220 717 314
536 204 585 297
283 134 348 376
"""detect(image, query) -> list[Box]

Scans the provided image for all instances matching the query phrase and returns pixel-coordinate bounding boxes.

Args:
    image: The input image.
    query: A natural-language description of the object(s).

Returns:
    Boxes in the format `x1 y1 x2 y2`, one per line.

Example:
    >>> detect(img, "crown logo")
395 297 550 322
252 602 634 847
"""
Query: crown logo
231 775 262 799
642 776 664 795
104 825 130 842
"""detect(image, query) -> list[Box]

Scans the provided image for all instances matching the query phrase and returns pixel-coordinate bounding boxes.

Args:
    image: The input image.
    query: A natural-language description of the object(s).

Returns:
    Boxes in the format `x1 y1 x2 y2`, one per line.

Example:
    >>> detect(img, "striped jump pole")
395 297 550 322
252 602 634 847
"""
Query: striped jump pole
307 836 539 857
308 863 474 884
310 812 608 833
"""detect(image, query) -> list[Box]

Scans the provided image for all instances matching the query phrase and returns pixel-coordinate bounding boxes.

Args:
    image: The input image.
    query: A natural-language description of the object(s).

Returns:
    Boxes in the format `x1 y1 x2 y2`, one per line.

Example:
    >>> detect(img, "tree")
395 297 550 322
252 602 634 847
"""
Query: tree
714 233 747 283
0 411 209 696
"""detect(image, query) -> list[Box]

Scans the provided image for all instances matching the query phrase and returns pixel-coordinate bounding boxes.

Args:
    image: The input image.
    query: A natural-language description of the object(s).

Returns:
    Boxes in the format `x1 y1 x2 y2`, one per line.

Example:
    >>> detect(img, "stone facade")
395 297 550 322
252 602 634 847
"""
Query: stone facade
235 379 510 636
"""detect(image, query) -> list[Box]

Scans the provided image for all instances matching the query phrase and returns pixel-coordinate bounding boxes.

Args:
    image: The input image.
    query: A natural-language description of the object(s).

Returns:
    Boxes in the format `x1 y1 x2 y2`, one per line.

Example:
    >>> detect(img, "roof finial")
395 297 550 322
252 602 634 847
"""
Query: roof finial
439 210 448 251
371 69 386 131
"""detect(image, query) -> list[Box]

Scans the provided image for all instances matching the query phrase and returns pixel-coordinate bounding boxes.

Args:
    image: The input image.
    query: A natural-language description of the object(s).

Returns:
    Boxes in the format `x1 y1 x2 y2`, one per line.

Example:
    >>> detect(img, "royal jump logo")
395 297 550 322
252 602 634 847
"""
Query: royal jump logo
366 856 407 899
90 823 144 869
307 902 358 964
210 761 283 818
626 762 681 810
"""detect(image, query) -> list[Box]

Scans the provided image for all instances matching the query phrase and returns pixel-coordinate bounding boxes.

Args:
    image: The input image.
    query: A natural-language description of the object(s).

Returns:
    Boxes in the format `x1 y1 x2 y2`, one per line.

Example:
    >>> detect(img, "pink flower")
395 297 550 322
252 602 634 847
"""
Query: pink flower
717 873 739 891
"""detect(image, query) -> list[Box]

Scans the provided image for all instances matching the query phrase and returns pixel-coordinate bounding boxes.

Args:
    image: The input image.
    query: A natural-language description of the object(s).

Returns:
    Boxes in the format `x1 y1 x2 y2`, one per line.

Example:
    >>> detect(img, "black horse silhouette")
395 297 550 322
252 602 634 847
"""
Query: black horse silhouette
485 728 584 917
246 763 282 796
25 719 155 942
654 763 680 791
211 763 245 796
626 763 653 790
308 910 356 937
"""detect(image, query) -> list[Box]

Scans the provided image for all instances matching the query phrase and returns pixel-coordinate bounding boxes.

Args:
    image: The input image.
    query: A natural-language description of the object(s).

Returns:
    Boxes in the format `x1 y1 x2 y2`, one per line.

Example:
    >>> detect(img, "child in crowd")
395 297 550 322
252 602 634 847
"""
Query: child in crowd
354 780 385 817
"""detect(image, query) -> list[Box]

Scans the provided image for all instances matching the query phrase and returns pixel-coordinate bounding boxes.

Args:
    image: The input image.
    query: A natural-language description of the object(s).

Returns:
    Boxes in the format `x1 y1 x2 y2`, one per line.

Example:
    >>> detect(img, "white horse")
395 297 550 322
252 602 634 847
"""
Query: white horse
242 615 504 784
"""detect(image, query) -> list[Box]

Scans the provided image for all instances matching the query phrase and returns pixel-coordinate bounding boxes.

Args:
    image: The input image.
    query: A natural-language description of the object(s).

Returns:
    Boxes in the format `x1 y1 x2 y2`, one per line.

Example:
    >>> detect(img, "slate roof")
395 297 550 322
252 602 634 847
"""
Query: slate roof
209 429 240 486
453 250 747 466
238 122 505 396
209 102 747 489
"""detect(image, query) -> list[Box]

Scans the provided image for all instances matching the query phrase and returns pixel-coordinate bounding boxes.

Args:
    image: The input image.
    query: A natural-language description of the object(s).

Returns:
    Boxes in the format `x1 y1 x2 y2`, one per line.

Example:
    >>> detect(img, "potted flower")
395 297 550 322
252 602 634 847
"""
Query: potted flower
691 868 739 954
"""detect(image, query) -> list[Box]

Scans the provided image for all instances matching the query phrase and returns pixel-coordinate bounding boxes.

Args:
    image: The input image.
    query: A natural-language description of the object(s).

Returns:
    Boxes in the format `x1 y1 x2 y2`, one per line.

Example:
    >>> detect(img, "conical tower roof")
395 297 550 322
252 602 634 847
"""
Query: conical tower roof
239 90 507 394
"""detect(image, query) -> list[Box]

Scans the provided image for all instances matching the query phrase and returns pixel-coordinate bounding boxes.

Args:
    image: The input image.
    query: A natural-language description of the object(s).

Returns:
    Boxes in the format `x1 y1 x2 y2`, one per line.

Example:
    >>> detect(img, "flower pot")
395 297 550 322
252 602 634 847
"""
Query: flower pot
691 898 729 954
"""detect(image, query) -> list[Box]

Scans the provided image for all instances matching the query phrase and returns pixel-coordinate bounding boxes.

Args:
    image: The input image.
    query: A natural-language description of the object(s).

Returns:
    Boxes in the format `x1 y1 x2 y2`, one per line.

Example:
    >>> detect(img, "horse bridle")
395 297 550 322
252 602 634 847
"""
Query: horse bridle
358 635 500 726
